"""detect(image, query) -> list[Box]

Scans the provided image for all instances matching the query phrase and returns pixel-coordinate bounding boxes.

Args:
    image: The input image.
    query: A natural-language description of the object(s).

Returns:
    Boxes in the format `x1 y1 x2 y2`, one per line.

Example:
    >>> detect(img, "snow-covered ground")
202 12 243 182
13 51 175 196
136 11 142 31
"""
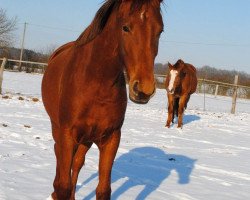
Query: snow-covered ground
0 71 250 200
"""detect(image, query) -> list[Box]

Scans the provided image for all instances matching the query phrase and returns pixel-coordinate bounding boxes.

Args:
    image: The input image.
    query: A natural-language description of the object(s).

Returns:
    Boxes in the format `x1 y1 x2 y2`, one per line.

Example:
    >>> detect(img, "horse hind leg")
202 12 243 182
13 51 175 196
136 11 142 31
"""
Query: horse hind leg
177 95 188 128
171 108 175 123
173 98 180 123
70 142 93 200
166 95 174 127
185 95 190 109
51 126 75 200
176 98 180 116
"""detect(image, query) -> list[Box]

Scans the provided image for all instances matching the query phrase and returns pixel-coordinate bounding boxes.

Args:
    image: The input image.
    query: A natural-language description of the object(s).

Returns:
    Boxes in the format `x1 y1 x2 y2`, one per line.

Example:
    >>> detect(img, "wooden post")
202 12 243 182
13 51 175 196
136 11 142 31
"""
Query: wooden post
0 58 7 94
203 78 206 111
214 85 219 98
231 75 239 114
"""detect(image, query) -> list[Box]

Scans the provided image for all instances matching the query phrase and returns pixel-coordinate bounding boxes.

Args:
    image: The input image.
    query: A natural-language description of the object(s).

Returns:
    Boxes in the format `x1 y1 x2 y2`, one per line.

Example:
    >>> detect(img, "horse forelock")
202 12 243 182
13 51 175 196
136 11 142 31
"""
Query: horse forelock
76 0 163 46
130 0 162 13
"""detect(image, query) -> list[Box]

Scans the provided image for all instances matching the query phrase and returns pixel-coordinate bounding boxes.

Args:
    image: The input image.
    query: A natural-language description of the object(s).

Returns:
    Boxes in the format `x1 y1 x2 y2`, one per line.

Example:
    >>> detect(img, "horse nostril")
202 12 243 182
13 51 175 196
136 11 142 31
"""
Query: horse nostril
132 80 139 96
168 88 174 94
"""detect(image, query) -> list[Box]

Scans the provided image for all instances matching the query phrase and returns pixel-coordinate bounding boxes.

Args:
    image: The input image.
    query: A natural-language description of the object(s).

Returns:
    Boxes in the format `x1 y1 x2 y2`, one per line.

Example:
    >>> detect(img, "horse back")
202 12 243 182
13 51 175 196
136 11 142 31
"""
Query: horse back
184 64 197 94
49 41 75 62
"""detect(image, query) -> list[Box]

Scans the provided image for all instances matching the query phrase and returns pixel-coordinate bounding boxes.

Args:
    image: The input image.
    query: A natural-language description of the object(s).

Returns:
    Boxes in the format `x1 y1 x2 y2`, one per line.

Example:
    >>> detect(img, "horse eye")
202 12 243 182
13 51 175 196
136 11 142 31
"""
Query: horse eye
122 26 130 32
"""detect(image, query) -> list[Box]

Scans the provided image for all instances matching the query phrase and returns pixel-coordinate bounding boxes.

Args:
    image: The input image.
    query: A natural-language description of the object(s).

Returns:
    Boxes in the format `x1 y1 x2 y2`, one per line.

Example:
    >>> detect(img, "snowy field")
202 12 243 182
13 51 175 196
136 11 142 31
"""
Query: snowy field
0 71 250 200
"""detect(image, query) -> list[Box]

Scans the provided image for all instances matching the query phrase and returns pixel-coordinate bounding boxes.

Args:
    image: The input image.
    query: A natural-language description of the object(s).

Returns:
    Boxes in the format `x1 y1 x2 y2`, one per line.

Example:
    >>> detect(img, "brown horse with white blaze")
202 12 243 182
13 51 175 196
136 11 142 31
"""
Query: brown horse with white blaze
42 0 163 199
165 59 197 128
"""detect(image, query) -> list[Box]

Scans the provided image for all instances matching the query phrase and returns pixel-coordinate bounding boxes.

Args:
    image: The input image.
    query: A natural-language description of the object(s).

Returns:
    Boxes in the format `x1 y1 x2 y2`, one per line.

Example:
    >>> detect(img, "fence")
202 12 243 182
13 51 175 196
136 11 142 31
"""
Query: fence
0 57 47 94
0 57 47 73
1 57 250 114
155 73 250 114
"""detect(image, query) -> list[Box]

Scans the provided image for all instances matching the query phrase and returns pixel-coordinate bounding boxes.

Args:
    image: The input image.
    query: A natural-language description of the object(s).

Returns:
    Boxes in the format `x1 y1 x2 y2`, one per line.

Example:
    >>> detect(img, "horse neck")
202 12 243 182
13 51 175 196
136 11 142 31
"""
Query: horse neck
85 11 122 74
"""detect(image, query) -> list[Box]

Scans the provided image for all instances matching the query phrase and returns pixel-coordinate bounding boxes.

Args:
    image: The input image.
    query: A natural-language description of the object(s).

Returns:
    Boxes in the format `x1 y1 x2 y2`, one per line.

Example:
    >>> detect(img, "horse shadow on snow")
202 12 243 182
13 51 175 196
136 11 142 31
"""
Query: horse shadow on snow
170 114 200 127
78 147 196 200
182 114 200 125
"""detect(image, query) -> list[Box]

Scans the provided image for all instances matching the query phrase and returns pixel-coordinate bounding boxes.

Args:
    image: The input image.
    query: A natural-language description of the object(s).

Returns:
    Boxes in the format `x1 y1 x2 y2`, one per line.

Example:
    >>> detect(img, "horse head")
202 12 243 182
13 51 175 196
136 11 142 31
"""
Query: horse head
167 59 187 94
117 0 164 104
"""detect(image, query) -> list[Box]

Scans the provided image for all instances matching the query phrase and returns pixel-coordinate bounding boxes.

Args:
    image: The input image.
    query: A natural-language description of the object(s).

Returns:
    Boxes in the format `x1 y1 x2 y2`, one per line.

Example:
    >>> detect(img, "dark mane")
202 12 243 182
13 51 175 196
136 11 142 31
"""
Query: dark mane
173 59 185 69
76 0 118 46
76 0 161 46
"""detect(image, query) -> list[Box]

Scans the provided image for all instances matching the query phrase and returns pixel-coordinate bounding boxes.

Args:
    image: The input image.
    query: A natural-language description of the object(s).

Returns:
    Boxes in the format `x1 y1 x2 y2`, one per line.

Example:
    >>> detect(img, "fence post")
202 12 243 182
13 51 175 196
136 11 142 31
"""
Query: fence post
0 58 7 94
231 75 239 114
203 78 206 111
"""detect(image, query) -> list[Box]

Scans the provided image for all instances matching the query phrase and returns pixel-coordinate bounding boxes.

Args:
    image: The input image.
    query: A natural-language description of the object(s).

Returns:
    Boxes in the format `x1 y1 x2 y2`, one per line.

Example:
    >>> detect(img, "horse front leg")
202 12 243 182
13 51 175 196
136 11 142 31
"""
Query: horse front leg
177 95 188 128
70 142 93 200
166 94 174 128
96 130 121 200
52 128 75 200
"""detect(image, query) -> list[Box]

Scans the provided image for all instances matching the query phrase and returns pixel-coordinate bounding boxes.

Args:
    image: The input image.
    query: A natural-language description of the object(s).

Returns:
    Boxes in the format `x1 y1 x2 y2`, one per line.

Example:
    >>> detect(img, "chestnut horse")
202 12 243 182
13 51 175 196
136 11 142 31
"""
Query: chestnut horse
165 59 197 128
42 0 163 199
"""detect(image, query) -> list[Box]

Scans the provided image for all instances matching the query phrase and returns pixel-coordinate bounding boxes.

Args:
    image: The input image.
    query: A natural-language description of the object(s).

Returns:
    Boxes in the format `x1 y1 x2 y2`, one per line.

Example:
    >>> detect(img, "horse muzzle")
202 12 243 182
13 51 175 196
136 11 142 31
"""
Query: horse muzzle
167 88 175 95
129 80 156 104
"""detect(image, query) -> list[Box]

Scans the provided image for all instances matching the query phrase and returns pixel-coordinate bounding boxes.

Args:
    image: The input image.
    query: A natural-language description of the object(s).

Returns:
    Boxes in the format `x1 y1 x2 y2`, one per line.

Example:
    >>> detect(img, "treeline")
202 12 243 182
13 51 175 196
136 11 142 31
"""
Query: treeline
1 47 249 87
0 47 51 63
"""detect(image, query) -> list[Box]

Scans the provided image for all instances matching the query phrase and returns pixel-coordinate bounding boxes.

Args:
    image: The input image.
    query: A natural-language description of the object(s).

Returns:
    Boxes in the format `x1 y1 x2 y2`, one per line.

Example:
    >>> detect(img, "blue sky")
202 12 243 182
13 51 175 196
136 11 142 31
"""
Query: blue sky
0 0 250 73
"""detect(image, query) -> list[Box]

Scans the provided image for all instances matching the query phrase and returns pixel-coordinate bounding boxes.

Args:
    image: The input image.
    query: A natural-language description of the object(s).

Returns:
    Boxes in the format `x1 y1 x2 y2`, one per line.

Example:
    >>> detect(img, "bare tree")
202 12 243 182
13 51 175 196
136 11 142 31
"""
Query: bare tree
0 8 17 48
39 44 58 62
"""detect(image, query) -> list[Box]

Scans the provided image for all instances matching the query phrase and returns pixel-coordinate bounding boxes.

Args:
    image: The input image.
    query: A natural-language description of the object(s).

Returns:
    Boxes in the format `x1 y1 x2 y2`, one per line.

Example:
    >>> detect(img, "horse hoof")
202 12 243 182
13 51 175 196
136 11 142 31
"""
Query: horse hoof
177 125 183 129
46 195 54 200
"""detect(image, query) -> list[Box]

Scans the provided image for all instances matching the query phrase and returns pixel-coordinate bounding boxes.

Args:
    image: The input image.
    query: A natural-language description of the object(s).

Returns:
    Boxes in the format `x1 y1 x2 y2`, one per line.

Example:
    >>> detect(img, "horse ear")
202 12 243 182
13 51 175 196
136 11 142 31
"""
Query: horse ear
168 62 173 69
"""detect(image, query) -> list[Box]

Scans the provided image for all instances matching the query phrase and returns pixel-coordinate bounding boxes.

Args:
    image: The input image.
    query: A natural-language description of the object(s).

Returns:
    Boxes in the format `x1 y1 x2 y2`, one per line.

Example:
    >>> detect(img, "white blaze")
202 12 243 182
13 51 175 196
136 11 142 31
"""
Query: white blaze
168 70 178 93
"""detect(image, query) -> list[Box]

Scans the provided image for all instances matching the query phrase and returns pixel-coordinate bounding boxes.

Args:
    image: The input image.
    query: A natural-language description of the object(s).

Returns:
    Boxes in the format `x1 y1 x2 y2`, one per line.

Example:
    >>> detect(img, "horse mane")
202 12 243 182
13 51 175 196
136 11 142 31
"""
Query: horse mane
76 0 162 46
173 59 184 69
174 59 197 73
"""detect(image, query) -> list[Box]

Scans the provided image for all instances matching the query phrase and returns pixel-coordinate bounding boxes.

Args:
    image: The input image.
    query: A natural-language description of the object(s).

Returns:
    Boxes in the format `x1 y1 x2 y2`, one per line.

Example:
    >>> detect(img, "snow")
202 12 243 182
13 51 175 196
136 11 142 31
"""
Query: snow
0 71 250 200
